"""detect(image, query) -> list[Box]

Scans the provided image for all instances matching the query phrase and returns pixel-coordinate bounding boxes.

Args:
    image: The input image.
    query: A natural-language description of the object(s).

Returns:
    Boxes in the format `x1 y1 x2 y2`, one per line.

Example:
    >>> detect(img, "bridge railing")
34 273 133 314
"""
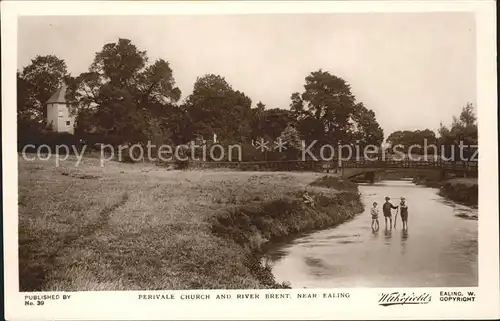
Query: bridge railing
341 159 478 171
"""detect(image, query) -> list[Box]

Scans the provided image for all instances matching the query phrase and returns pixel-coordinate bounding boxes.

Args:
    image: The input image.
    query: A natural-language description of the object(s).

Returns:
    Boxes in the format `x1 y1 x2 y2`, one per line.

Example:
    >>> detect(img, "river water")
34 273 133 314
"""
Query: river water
263 180 478 288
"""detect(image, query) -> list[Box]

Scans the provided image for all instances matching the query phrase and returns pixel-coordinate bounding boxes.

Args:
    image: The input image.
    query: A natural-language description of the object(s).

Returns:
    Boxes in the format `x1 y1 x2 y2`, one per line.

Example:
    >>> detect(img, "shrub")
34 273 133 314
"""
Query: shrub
18 129 82 154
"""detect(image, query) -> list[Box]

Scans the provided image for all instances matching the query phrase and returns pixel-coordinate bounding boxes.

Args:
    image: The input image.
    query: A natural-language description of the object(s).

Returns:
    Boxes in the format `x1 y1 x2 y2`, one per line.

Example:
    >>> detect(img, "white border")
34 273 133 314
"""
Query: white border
2 1 498 320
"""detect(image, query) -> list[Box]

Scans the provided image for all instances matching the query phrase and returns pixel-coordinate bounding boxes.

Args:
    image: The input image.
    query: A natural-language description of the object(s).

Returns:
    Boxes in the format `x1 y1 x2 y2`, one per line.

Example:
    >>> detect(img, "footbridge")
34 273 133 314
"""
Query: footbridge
339 159 478 180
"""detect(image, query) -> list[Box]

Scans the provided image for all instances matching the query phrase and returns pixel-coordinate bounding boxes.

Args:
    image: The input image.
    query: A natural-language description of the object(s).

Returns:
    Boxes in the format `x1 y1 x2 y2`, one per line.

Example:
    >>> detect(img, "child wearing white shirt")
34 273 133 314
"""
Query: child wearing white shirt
371 201 379 230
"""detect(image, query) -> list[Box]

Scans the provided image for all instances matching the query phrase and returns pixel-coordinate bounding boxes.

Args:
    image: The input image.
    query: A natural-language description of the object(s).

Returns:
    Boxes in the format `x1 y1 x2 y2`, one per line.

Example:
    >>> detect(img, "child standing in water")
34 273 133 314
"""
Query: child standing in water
383 196 398 229
399 197 409 230
371 202 379 231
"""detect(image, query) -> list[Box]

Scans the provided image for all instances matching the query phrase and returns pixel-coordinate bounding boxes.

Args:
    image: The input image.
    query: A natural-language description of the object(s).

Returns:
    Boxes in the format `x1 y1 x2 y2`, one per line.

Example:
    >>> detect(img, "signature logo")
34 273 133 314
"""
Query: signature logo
378 292 432 306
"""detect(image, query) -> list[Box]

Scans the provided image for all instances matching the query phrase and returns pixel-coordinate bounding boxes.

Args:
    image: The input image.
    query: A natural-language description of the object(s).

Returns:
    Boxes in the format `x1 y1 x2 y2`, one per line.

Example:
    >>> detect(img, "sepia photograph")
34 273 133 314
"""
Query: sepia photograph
2 1 498 320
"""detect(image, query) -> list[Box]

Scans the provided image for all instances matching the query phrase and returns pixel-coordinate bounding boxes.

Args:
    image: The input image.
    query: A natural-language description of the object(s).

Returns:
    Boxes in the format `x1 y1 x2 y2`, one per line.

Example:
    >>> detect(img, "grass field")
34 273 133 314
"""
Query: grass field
18 155 363 291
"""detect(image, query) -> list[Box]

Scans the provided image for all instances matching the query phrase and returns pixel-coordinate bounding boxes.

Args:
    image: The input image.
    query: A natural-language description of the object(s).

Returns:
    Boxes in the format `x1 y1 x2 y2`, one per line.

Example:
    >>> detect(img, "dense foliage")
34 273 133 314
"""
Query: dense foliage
384 103 477 159
17 38 473 162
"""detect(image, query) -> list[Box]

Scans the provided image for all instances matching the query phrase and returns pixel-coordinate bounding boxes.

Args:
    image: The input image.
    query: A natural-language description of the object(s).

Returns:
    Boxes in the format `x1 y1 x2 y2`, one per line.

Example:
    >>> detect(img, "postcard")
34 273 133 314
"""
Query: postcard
2 1 498 320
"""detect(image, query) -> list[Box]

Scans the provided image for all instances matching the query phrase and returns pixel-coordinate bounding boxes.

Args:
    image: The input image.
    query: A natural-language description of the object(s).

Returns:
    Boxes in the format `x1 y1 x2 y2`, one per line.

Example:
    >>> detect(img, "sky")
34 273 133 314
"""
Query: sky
18 13 476 136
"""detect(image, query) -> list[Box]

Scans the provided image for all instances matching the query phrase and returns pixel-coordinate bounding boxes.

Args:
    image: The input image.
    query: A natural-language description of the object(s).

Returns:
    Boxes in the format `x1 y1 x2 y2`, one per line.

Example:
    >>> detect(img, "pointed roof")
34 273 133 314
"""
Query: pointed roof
47 83 67 104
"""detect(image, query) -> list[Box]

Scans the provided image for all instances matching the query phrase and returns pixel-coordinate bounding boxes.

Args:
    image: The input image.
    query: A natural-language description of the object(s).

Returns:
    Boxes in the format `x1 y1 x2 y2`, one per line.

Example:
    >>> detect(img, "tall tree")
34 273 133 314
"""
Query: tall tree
184 74 253 143
67 38 182 146
438 103 477 145
19 55 69 123
290 92 306 120
438 103 478 159
351 103 384 147
17 72 35 122
292 69 384 148
254 108 294 141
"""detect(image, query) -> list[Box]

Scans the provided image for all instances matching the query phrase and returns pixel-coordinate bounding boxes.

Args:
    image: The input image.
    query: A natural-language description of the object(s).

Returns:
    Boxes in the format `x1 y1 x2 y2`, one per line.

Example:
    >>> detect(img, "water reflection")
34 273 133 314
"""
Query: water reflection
304 256 332 278
400 229 409 255
337 240 358 244
384 226 392 243
304 256 325 269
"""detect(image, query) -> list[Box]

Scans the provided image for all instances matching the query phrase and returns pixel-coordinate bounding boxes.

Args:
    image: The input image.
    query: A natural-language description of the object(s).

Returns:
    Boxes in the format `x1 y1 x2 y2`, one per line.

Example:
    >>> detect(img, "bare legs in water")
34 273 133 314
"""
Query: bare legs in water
401 217 408 231
385 216 392 229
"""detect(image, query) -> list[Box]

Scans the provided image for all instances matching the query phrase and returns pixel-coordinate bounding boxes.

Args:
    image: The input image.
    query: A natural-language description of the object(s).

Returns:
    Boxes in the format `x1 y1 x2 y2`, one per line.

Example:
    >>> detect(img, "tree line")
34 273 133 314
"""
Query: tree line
385 103 478 159
17 38 476 162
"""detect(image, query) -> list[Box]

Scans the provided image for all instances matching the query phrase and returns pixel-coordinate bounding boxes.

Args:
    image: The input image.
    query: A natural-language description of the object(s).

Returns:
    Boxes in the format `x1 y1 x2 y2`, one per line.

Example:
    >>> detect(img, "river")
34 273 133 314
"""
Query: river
263 180 478 288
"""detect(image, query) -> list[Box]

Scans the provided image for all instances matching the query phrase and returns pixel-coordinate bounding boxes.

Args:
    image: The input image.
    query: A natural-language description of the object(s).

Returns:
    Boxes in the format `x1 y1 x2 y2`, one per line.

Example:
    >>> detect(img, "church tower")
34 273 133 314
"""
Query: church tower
46 84 75 134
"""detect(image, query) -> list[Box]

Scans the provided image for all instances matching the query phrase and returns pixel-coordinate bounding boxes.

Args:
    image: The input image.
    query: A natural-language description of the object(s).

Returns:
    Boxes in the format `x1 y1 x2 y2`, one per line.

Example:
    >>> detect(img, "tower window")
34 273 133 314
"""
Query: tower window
66 121 71 126
58 111 63 117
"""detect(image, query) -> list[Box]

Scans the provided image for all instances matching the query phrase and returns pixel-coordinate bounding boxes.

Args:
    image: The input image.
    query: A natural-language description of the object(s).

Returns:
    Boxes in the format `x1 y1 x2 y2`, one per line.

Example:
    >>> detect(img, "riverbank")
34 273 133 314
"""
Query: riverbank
18 156 363 290
212 176 364 287
412 176 478 206
412 176 443 188
439 178 478 207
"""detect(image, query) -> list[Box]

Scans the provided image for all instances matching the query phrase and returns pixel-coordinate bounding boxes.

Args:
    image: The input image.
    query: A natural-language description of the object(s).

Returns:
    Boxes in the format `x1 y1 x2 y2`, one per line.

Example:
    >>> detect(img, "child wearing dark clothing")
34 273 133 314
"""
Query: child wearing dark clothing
398 197 409 230
383 196 398 228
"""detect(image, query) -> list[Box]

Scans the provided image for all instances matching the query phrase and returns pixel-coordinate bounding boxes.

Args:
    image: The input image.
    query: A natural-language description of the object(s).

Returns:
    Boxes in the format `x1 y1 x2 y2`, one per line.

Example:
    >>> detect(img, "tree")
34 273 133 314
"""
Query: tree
351 103 384 147
301 70 355 143
255 101 266 112
18 55 69 123
279 124 301 148
278 124 302 159
292 70 384 150
253 108 294 141
386 129 437 154
438 103 477 146
290 92 306 120
17 72 36 122
250 101 266 140
459 102 477 127
67 38 182 147
184 74 253 143
438 103 478 159
17 72 47 148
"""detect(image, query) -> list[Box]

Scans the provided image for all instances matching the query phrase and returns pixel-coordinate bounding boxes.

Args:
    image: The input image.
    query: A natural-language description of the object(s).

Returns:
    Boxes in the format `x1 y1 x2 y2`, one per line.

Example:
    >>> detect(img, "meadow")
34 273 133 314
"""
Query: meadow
18 155 363 291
